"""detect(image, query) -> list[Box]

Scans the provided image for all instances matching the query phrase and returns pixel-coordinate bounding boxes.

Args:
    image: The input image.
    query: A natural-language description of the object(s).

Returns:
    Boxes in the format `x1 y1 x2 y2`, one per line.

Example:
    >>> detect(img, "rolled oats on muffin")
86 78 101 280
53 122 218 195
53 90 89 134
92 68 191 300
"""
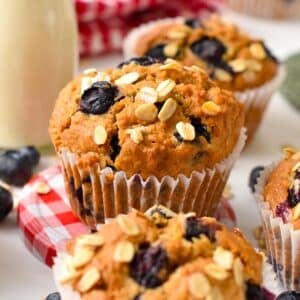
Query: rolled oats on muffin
123 15 285 144
255 148 300 290
53 206 266 300
49 58 245 227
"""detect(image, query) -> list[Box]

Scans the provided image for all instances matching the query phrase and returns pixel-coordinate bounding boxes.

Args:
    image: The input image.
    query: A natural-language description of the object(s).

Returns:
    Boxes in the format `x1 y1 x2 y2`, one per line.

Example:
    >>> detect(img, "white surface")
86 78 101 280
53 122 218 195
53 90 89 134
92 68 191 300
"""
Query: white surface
0 12 300 300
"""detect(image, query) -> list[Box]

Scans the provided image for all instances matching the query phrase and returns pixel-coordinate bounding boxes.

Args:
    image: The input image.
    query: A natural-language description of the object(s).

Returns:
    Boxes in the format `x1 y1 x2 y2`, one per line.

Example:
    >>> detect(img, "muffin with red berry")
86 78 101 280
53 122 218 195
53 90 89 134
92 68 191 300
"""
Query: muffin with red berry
123 14 285 144
53 206 267 300
49 59 245 228
255 147 300 290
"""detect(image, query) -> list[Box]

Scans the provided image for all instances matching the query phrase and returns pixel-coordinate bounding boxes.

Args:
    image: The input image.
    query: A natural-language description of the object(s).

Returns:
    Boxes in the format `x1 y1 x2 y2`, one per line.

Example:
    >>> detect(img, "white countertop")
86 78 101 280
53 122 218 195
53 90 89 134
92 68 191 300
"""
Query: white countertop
1 12 300 300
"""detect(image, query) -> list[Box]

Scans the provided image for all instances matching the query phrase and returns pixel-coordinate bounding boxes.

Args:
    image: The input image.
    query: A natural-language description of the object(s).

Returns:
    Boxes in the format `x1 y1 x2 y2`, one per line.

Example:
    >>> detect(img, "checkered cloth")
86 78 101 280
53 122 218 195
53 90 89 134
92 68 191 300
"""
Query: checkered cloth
17 165 235 267
75 0 222 57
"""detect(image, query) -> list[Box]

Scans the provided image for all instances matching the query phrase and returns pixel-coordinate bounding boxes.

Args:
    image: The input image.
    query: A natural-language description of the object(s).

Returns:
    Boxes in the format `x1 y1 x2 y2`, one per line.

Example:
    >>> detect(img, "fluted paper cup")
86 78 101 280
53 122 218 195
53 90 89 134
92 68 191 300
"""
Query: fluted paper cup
59 128 246 228
255 163 300 290
123 18 286 146
227 0 300 19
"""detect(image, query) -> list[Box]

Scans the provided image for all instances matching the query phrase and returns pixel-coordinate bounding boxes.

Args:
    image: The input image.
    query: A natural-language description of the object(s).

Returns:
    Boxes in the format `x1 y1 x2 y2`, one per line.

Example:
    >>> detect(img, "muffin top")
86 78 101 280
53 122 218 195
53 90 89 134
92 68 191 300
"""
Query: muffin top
49 59 244 179
56 206 263 300
263 148 300 229
125 15 278 91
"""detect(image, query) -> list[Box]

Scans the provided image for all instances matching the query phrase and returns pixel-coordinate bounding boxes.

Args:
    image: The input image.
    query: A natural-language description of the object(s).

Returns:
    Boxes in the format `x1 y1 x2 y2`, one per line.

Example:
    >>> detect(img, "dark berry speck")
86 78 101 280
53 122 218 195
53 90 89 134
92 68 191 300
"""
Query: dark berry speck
275 201 290 223
185 18 202 28
45 292 61 300
276 291 300 300
287 186 300 208
190 36 226 65
249 166 265 193
184 216 221 241
117 56 158 68
80 81 118 115
130 245 169 288
0 186 13 222
146 44 167 61
190 117 211 143
246 283 267 300
110 134 121 161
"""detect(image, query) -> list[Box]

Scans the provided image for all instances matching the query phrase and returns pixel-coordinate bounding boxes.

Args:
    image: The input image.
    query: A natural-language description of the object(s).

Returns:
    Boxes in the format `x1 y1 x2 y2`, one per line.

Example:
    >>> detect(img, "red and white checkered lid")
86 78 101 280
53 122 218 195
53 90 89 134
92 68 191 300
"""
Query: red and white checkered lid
76 0 222 56
17 165 235 267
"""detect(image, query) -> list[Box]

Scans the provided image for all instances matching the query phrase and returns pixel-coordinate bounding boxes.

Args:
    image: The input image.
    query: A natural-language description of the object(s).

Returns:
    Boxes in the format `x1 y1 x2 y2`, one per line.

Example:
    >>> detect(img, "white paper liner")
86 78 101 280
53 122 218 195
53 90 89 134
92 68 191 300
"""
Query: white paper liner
53 251 282 300
59 128 246 228
255 162 300 290
123 18 286 146
227 0 300 19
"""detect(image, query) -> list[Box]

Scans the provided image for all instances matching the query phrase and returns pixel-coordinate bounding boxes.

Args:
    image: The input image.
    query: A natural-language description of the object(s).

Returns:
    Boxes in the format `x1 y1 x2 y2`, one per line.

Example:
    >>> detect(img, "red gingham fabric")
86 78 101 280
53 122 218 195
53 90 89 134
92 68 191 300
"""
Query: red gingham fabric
17 165 235 267
76 0 222 57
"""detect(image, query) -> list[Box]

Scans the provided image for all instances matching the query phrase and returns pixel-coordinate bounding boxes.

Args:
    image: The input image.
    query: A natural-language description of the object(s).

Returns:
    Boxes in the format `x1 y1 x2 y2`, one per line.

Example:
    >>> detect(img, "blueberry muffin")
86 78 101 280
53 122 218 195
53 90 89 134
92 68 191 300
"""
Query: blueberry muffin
49 59 245 226
255 148 300 290
123 15 284 144
54 206 265 300
227 0 300 20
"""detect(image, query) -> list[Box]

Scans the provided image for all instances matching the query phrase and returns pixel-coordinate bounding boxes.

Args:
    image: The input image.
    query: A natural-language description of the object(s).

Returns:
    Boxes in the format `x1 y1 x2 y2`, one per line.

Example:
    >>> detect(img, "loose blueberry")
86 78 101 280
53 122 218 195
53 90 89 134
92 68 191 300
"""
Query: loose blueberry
145 44 167 61
184 216 221 242
45 292 61 300
0 186 13 222
263 288 276 300
246 283 267 300
80 81 118 115
117 56 158 68
0 151 33 186
249 166 265 193
275 201 290 223
277 291 300 300
185 18 202 28
190 36 226 65
190 117 211 143
110 134 121 161
19 146 40 166
130 244 169 288
287 187 300 208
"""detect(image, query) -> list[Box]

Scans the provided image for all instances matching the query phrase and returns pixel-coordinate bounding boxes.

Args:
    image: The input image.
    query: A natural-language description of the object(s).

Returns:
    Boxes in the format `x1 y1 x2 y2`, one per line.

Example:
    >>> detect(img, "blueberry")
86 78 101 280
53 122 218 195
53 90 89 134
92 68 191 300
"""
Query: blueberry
185 18 202 28
0 186 13 222
19 146 40 166
45 292 61 300
117 56 158 68
275 202 290 223
130 244 169 288
277 291 300 300
184 216 221 241
246 283 267 300
287 186 300 208
80 81 119 115
174 131 184 143
190 36 226 65
190 117 211 143
249 166 265 193
110 134 121 161
0 151 33 186
145 44 167 61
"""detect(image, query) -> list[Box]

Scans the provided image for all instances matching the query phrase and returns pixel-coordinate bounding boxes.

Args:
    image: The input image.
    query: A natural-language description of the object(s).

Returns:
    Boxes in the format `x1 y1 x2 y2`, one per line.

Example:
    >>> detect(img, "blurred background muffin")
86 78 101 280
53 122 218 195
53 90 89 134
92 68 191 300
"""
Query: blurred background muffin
49 59 245 227
53 206 265 300
226 0 300 20
123 14 285 145
255 148 300 290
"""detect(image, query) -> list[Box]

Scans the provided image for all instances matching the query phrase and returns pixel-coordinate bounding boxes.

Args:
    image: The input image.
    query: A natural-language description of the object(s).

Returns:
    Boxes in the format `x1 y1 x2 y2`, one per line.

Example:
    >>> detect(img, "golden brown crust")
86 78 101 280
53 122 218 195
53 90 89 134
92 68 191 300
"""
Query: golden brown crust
49 60 244 179
263 150 300 228
130 15 278 91
58 208 263 300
